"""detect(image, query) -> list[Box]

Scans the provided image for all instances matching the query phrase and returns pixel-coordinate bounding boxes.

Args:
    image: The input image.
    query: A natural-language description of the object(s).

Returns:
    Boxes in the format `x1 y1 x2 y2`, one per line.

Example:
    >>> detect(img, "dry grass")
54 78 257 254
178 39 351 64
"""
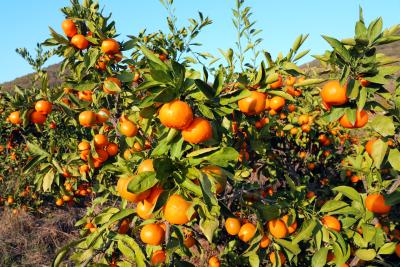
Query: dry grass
0 207 83 267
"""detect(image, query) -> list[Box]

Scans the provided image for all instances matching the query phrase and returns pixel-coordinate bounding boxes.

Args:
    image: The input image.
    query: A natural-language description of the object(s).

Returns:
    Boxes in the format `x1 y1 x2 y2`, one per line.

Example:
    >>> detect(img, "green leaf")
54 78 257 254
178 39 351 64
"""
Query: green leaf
371 139 388 168
388 149 400 171
52 238 86 267
332 186 363 204
205 147 239 167
198 104 215 120
292 219 318 244
213 70 224 95
220 90 252 105
275 239 301 255
199 216 219 243
27 142 50 157
127 172 158 194
378 242 397 255
355 249 376 261
140 46 169 71
368 17 383 42
248 252 260 267
75 82 98 91
294 78 325 87
322 35 351 63
117 71 135 82
268 90 294 101
370 115 395 137
357 87 367 111
320 200 349 213
104 80 121 93
311 247 328 267
254 203 280 221
186 147 220 158
43 168 55 192
114 234 146 267
195 79 214 99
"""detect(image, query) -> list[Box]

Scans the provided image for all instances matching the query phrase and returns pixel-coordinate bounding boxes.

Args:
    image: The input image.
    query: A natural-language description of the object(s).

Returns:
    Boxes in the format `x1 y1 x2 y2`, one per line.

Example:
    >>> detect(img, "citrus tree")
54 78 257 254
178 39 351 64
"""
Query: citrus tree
1 0 400 266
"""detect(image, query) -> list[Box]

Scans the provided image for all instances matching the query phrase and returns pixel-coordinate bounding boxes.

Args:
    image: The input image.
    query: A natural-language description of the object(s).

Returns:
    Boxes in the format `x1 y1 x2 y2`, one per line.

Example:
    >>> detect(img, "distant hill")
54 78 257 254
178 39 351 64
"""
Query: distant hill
1 40 400 91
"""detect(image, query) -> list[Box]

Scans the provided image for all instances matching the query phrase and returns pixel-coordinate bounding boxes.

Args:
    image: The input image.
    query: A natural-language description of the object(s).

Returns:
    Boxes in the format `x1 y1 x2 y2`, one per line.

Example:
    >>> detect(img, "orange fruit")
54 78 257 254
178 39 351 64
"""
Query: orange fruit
268 219 288 239
224 217 241 235
79 164 89 174
365 193 391 214
260 235 271 248
298 114 310 125
395 243 400 257
116 176 151 203
306 191 315 199
281 215 298 234
78 90 92 102
61 19 77 37
164 194 191 225
96 108 110 123
8 111 22 125
119 116 138 137
136 199 155 220
78 141 90 151
288 104 296 112
269 251 286 265
71 34 89 50
339 110 368 129
79 111 97 127
159 100 193 129
80 149 90 161
238 223 256 242
140 223 165 245
321 215 341 232
321 80 348 106
285 76 296 86
101 38 120 54
30 111 47 124
255 117 269 129
103 77 121 94
202 165 227 194
93 149 109 162
365 139 377 156
184 236 196 248
106 143 119 156
138 159 154 173
35 100 52 115
301 124 311 133
269 96 286 111
238 91 266 115
94 134 108 148
182 117 213 144
359 78 370 87
290 127 299 135
350 175 360 183
150 250 166 266
208 256 220 267
55 198 64 206
270 75 283 89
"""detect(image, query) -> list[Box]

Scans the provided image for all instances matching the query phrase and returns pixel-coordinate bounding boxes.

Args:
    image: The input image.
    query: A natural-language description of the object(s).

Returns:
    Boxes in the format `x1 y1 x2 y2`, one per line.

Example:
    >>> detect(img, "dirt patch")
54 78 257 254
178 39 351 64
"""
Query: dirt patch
0 207 83 267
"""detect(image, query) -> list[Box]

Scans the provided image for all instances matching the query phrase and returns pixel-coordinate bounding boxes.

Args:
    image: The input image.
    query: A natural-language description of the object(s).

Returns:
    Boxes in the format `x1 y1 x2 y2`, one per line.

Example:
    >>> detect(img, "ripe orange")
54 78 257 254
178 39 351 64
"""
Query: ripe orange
350 175 360 183
164 194 191 225
78 141 90 151
140 223 165 245
321 80 348 106
339 110 368 129
55 198 64 206
61 19 77 37
103 77 121 94
35 100 52 115
30 111 47 124
285 76 296 86
96 108 110 123
288 104 296 112
306 191 315 199
268 219 288 239
159 100 193 129
71 34 89 50
78 90 92 102
260 235 271 248
270 75 283 89
365 193 391 214
321 215 341 232
238 91 266 115
290 127 299 135
282 215 298 234
119 116 138 137
151 250 166 266
365 139 377 156
301 124 311 133
269 96 286 111
80 149 90 161
395 243 400 257
101 38 120 54
138 159 154 173
184 236 196 248
255 117 269 129
224 217 241 235
136 199 155 220
94 134 108 148
79 164 89 174
8 111 22 125
208 256 220 267
79 111 97 127
106 143 119 156
269 251 286 265
359 78 370 87
182 117 213 144
298 114 310 125
93 149 109 162
116 176 151 203
238 223 256 242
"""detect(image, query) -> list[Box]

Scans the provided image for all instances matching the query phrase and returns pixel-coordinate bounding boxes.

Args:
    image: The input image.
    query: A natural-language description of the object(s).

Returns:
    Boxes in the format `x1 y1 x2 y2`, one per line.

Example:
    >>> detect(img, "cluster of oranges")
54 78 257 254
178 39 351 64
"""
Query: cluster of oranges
7 100 53 125
78 134 118 169
159 99 213 144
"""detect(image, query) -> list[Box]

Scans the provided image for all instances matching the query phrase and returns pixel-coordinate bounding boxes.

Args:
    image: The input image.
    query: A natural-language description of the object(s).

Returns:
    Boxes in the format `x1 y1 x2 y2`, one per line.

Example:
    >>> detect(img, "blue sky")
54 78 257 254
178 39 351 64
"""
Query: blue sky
0 0 399 83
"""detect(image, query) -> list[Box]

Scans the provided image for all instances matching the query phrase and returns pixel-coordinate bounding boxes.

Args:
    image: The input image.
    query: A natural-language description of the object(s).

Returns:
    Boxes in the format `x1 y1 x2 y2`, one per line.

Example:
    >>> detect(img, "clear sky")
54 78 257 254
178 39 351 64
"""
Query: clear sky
1 0 399 83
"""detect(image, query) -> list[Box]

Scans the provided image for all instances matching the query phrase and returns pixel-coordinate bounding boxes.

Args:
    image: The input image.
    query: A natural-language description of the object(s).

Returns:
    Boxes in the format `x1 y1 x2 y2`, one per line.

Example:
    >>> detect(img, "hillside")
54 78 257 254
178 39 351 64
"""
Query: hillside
1 40 400 91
